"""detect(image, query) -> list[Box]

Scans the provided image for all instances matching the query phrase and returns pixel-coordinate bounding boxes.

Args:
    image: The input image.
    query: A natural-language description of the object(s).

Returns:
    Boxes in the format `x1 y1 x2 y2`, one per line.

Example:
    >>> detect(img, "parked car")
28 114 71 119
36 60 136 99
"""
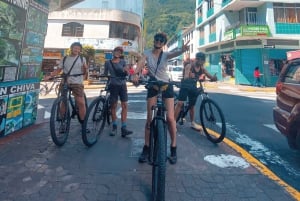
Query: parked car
168 65 183 82
273 50 300 150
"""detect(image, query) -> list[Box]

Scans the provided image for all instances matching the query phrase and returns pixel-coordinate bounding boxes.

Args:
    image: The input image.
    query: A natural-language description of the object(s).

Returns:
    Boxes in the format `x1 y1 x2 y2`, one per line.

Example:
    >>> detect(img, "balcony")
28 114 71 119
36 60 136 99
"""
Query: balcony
275 23 300 34
197 17 203 25
222 0 264 11
207 8 214 18
199 38 205 46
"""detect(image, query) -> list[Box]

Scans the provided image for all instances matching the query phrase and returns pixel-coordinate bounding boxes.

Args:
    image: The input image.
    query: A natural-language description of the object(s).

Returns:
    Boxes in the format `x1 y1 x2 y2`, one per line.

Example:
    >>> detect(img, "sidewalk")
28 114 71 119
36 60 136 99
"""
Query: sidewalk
0 119 297 201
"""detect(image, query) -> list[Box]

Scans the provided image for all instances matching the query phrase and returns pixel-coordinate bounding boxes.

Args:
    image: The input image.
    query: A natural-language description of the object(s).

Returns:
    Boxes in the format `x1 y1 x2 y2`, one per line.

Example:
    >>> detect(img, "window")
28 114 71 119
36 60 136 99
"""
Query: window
62 22 84 37
284 64 300 84
102 0 108 8
197 6 202 17
209 19 216 34
274 3 300 23
207 0 214 9
109 22 139 40
199 27 204 38
246 8 257 24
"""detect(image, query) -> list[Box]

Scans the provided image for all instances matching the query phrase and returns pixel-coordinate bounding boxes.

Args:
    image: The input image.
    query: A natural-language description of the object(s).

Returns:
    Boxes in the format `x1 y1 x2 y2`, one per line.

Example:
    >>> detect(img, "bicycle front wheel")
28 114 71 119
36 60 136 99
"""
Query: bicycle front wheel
152 119 167 201
200 98 226 143
50 97 71 146
82 97 106 147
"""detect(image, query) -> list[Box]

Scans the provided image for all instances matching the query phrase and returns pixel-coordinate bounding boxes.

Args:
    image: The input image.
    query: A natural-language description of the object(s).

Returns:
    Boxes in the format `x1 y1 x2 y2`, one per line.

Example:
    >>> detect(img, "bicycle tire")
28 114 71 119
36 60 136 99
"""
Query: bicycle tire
200 98 226 143
106 95 112 125
82 97 106 147
152 119 167 201
39 84 47 96
50 97 71 146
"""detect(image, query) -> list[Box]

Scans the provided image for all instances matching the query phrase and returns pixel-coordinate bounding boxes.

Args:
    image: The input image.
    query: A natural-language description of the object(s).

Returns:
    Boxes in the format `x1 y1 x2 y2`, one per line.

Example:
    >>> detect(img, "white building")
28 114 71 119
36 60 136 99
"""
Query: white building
195 0 300 86
42 0 144 74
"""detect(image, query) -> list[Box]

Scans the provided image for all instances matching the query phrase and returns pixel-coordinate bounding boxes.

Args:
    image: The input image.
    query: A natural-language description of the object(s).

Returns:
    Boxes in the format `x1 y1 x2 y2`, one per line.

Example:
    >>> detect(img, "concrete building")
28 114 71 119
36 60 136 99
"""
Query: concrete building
0 0 84 136
43 0 144 76
195 0 300 86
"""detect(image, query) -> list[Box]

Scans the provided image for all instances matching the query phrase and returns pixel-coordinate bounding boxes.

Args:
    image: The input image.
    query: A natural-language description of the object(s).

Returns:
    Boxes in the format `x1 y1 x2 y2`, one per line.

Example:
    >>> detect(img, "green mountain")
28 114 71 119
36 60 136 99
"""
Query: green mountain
143 0 195 48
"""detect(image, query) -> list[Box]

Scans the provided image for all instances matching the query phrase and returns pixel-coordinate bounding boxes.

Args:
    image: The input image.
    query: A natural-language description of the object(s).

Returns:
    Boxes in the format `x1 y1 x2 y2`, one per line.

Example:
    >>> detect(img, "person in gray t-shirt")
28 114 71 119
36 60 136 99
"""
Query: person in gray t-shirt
133 32 189 165
103 46 133 137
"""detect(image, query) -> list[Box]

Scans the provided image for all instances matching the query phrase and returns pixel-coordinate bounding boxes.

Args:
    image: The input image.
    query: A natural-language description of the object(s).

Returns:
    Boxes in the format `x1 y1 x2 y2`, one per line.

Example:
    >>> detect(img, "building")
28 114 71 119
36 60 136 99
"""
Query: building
0 0 84 137
195 0 300 86
43 0 144 77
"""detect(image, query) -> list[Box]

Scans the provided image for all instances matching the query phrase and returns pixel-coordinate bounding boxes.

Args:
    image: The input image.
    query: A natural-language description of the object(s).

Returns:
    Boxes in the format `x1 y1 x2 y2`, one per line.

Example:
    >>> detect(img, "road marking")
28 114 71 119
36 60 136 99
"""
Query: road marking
204 154 250 168
44 111 51 119
264 124 280 132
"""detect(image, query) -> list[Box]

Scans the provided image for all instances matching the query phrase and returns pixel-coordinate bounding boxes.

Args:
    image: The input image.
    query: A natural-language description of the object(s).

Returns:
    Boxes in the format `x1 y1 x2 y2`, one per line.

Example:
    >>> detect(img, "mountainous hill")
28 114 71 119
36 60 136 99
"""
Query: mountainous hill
144 0 195 48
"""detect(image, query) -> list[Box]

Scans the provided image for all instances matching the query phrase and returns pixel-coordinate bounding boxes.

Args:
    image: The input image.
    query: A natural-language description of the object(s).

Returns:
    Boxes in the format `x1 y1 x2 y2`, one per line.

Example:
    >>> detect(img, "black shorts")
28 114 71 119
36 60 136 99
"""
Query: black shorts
147 84 174 99
109 83 128 103
177 86 198 106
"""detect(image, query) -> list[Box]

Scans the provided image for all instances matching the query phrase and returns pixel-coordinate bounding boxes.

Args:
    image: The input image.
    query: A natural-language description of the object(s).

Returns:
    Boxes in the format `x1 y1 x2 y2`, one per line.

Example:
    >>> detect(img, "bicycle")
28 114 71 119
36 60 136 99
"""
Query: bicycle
138 79 178 201
49 73 88 146
81 75 113 147
175 79 226 143
40 76 61 96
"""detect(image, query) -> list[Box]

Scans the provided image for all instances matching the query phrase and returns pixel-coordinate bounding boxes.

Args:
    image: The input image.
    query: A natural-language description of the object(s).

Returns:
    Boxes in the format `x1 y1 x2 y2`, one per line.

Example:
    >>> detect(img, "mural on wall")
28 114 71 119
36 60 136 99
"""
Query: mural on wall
0 0 27 81
0 81 40 136
19 0 48 80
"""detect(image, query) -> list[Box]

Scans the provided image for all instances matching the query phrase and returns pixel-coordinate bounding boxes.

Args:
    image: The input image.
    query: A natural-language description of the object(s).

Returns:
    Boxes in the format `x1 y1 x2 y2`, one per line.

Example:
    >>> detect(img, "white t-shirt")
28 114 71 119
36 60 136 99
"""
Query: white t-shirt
58 55 87 84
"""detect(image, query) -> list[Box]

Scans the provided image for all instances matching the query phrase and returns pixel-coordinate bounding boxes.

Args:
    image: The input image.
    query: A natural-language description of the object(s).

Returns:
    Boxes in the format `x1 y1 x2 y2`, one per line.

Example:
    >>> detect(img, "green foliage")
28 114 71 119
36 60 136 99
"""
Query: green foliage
144 0 195 49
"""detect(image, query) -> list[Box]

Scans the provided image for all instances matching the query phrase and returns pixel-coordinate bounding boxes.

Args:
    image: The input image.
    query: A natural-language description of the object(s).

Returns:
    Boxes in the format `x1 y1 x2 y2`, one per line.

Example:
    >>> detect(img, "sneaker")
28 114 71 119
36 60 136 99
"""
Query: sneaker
191 121 203 131
169 146 177 165
138 145 149 163
110 125 117 136
121 127 133 137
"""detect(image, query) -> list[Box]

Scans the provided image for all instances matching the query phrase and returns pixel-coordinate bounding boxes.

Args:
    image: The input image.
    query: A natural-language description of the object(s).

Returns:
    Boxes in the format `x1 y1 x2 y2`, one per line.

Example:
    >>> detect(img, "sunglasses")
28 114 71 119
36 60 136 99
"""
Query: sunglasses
154 36 166 43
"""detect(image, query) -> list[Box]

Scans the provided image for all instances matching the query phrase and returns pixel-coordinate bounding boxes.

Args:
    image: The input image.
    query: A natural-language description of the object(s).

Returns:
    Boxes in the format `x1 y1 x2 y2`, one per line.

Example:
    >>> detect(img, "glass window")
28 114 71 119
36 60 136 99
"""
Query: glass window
274 3 300 23
61 22 84 37
209 20 216 34
284 64 300 84
109 22 139 41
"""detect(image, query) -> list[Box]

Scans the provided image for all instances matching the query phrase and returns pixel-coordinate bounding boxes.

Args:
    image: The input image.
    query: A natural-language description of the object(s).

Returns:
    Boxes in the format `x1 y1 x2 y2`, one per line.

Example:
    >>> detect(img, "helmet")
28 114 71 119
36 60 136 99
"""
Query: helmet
113 46 123 54
154 32 168 44
195 52 206 60
70 42 82 50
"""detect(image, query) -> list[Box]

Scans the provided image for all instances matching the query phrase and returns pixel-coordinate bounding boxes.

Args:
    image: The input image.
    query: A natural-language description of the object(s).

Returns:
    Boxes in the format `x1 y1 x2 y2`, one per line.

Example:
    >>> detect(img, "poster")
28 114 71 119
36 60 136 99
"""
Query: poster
0 96 8 137
23 90 39 126
0 0 27 81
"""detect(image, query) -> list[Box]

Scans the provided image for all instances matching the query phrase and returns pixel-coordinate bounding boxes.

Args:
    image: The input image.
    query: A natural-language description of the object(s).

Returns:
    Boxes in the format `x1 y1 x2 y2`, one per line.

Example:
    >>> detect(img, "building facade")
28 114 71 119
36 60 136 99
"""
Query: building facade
43 0 144 76
195 0 300 86
0 0 83 137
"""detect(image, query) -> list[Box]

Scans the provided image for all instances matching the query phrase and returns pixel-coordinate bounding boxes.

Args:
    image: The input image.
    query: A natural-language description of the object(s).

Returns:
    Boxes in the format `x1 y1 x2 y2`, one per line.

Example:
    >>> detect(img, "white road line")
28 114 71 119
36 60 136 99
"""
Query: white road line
264 124 280 133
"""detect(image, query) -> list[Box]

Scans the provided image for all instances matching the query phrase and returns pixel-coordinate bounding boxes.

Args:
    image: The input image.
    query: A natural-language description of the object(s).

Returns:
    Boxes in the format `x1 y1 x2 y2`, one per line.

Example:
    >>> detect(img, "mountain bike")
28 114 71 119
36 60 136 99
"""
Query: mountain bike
175 79 226 143
39 77 61 96
81 75 112 147
49 74 87 146
138 79 178 201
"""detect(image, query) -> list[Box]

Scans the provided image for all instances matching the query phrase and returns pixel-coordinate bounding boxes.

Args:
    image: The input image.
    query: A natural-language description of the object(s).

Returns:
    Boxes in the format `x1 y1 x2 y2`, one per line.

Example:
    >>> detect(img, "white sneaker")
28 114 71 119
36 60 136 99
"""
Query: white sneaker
191 121 203 131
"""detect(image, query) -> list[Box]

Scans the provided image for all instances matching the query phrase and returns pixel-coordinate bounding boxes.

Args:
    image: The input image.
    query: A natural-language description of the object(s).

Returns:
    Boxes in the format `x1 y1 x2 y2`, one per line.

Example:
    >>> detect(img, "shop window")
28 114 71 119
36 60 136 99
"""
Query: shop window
269 59 284 76
62 22 84 37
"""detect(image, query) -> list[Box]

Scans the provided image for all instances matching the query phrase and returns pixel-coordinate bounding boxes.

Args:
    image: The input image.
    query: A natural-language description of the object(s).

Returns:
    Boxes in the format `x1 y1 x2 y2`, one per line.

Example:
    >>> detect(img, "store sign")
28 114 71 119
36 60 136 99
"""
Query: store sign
0 83 39 96
43 52 62 58
224 29 235 41
239 25 271 37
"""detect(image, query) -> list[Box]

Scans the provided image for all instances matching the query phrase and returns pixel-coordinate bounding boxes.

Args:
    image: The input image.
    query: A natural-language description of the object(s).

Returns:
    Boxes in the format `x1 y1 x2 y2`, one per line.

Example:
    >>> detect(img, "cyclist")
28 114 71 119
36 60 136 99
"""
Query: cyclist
45 42 88 129
174 52 217 131
132 32 189 164
103 46 133 137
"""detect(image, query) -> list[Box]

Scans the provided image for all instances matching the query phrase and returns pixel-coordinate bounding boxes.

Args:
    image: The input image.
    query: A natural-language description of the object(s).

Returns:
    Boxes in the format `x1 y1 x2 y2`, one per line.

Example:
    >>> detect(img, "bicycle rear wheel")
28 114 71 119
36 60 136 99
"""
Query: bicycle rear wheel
152 119 167 201
200 98 226 143
50 97 71 146
82 97 106 147
106 95 112 125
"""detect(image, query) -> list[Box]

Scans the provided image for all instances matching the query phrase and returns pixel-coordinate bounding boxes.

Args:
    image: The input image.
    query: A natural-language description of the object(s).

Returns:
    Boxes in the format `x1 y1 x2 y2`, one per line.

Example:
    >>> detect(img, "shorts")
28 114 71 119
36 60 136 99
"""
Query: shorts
147 84 174 99
68 84 85 97
109 83 128 103
177 86 198 106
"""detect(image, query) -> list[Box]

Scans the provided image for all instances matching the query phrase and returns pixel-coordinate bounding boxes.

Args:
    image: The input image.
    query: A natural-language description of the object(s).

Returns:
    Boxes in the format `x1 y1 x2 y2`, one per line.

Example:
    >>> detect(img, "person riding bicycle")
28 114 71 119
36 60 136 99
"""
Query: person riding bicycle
174 52 217 131
45 42 88 129
103 46 133 137
132 32 189 165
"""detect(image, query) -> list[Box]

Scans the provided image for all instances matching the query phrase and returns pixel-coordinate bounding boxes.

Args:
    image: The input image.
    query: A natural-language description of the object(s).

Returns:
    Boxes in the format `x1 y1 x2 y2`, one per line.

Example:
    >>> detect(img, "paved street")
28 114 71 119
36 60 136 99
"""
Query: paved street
0 115 297 200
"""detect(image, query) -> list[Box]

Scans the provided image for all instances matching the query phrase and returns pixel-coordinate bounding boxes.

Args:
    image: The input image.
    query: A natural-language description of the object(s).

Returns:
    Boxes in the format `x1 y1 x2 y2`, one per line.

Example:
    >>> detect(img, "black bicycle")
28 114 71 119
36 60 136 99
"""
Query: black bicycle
50 74 88 146
138 79 178 201
40 76 61 96
81 75 112 147
175 79 226 143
